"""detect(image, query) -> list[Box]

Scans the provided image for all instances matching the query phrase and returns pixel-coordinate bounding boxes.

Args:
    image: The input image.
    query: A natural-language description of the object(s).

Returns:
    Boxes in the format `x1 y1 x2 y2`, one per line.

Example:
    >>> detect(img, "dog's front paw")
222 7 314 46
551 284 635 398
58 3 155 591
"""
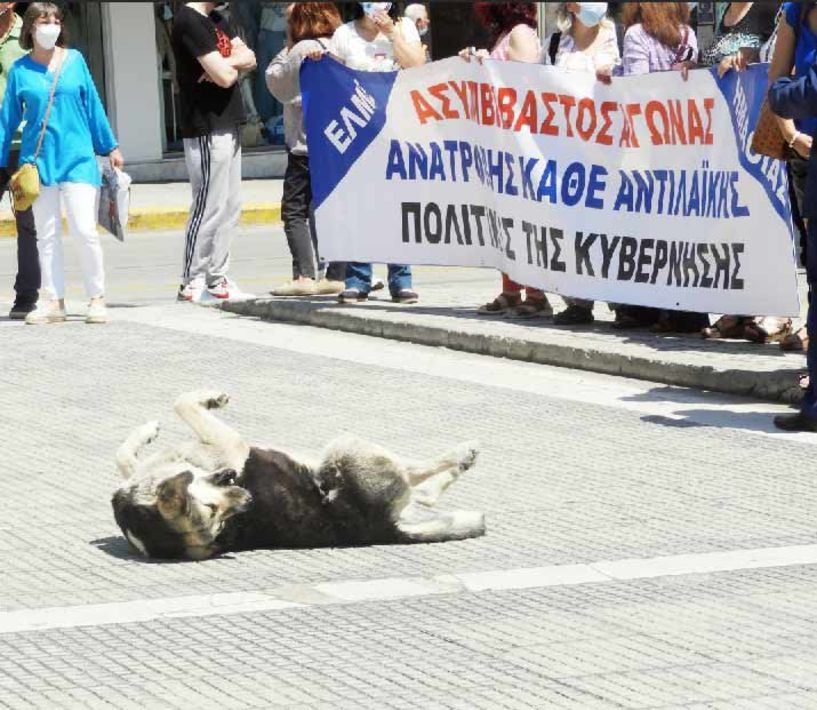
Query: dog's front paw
143 420 161 444
455 441 480 472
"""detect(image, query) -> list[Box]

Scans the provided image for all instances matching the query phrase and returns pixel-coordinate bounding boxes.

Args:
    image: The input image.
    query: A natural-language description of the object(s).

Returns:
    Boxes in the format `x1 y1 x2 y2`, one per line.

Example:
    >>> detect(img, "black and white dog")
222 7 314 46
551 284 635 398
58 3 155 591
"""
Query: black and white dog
112 391 486 560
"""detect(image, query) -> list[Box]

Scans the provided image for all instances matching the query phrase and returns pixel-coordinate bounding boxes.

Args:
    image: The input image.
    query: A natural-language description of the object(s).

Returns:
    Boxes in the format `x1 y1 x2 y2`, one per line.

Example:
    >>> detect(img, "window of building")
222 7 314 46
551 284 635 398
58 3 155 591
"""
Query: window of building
156 1 288 154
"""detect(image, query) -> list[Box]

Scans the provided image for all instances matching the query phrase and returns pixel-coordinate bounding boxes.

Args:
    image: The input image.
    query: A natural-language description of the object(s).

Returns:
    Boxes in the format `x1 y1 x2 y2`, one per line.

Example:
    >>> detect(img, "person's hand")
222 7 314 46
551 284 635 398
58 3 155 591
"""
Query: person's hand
672 60 696 81
305 48 326 62
458 47 489 63
595 64 613 85
718 53 742 78
197 72 214 83
717 47 755 78
792 132 813 159
109 148 124 170
372 10 396 38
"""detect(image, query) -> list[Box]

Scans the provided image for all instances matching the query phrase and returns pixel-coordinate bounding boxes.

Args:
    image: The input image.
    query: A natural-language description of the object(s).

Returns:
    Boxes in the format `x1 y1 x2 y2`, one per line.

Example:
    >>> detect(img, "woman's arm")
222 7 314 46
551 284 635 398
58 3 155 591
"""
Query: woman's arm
79 54 121 165
506 25 540 63
620 28 651 76
769 13 796 83
265 46 299 103
768 14 810 156
381 16 426 68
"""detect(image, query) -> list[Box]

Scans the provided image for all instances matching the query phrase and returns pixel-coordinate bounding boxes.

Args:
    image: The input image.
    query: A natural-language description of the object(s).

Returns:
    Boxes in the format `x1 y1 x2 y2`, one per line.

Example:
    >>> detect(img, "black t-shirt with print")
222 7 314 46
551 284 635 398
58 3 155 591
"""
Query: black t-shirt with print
171 5 245 138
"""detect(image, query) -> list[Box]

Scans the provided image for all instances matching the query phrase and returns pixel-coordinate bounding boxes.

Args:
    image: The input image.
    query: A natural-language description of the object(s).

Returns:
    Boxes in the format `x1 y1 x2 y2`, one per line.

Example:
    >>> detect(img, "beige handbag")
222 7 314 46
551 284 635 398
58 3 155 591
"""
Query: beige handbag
10 49 64 212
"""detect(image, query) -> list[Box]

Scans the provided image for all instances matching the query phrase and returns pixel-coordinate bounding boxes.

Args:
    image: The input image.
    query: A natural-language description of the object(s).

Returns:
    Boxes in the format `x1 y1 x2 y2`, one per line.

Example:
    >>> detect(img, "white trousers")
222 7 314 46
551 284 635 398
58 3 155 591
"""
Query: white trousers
32 182 104 300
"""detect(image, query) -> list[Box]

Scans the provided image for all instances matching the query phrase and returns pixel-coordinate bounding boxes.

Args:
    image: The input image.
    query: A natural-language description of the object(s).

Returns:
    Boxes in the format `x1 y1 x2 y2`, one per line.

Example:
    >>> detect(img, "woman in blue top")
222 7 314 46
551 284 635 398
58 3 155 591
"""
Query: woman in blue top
0 2 123 325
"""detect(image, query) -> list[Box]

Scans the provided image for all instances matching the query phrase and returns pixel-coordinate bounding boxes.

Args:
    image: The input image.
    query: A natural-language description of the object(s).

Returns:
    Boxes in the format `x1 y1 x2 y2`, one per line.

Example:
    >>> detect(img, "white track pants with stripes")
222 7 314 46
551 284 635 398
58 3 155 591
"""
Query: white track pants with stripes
181 128 241 286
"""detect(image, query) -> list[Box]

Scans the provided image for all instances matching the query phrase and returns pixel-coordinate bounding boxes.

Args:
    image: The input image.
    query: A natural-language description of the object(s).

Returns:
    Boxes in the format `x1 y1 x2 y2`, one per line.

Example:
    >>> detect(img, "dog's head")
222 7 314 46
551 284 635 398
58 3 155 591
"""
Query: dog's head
112 469 252 560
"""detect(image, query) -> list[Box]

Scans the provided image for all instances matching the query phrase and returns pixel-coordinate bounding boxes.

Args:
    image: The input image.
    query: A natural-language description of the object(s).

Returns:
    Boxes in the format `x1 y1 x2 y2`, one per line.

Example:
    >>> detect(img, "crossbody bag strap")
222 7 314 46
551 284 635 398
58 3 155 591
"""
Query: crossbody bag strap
33 48 64 161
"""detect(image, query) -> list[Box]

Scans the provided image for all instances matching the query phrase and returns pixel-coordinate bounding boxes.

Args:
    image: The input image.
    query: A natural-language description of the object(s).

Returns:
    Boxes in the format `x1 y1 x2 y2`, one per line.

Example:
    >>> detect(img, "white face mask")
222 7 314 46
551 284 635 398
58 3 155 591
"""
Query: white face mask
576 2 608 28
33 24 61 51
360 2 392 18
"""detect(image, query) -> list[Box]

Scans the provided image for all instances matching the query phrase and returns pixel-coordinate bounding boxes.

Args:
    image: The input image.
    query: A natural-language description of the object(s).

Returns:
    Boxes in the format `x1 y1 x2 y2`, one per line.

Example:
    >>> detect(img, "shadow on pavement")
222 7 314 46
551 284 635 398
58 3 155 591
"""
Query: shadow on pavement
640 410 795 434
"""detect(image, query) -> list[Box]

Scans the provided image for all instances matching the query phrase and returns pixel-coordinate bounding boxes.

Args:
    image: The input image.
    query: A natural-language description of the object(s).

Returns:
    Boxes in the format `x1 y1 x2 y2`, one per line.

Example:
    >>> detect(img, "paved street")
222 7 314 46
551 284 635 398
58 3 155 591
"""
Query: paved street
2 227 817 708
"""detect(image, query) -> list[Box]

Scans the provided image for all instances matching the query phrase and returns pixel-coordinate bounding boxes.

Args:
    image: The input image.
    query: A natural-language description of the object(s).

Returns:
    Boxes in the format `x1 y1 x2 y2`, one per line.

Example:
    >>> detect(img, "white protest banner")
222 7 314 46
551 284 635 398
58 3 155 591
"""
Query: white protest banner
302 57 799 316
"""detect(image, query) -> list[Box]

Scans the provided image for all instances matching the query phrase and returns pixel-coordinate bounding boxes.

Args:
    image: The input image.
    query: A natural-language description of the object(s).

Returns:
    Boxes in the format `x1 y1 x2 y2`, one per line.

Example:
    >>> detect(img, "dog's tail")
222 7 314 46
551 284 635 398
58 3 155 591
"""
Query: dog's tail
116 421 160 479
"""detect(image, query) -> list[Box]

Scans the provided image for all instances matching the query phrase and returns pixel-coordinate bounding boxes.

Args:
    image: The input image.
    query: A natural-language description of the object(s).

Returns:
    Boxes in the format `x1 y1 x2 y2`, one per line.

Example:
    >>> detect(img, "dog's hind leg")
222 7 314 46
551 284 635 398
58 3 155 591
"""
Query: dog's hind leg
397 507 486 543
174 390 250 471
405 441 480 487
116 421 161 479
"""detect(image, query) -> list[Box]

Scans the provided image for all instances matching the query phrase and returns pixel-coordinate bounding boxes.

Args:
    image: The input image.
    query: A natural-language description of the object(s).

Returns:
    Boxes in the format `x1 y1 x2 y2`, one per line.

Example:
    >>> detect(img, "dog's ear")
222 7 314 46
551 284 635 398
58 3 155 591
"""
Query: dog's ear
157 471 194 519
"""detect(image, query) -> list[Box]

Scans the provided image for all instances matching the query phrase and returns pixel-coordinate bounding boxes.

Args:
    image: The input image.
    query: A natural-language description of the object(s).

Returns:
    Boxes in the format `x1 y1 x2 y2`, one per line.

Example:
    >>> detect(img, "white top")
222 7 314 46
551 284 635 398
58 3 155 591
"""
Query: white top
544 26 620 73
331 18 421 72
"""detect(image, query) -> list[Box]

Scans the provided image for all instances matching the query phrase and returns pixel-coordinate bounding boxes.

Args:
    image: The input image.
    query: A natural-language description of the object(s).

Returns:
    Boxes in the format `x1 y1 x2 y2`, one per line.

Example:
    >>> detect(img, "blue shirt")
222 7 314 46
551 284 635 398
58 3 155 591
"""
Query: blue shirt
784 2 817 136
0 48 117 186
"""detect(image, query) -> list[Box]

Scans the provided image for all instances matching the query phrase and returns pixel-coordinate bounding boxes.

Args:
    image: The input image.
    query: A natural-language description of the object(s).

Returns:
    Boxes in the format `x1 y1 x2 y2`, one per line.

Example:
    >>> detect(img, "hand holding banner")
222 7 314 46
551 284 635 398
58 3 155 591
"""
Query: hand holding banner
303 56 799 317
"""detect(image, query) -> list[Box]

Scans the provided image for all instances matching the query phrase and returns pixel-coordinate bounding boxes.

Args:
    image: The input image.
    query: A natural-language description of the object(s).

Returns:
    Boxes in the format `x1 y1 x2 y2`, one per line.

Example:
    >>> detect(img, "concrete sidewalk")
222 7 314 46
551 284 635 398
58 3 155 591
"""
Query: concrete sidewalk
221 272 809 404
0 178 283 236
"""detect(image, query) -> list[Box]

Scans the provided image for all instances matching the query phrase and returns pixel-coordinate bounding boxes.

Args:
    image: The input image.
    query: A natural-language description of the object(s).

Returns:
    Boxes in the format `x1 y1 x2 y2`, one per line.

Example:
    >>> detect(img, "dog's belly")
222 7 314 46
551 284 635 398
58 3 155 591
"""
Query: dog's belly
216 447 403 552
217 447 339 551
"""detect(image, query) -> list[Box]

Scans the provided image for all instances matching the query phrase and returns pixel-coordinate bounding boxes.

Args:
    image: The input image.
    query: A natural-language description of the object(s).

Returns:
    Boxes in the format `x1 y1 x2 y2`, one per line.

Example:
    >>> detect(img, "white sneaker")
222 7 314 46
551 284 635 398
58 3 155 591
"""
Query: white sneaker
177 277 205 303
225 279 255 302
204 277 254 303
25 303 67 325
86 300 107 324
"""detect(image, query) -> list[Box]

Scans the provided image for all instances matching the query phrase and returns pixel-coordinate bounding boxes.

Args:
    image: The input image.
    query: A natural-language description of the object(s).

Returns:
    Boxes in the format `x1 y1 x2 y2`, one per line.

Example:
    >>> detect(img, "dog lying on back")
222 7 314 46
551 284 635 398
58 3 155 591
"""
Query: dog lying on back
112 391 486 560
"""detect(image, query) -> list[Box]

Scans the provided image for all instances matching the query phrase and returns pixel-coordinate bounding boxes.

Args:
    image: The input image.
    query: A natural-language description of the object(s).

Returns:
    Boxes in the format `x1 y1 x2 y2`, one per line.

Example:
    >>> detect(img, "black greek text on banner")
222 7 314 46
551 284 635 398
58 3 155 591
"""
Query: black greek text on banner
301 56 799 317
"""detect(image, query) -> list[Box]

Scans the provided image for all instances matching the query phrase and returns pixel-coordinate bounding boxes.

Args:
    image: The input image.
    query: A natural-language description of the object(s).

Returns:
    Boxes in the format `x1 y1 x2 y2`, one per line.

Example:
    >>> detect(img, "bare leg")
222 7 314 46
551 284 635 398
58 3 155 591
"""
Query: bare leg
174 390 250 471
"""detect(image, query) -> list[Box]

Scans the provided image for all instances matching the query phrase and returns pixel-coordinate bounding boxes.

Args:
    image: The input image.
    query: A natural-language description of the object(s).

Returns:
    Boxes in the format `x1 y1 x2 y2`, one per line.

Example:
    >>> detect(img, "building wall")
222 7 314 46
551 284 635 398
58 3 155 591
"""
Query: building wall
102 3 163 164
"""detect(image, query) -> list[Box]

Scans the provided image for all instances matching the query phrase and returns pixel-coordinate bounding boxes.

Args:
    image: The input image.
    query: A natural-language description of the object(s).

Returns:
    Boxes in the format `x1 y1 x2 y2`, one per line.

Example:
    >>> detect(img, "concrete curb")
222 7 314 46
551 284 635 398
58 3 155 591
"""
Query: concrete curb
0 202 281 236
220 298 805 405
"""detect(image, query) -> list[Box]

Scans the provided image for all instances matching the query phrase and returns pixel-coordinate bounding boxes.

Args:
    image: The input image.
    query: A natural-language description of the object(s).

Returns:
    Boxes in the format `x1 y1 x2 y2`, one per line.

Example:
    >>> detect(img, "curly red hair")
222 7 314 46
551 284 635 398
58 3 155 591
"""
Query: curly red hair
474 2 538 45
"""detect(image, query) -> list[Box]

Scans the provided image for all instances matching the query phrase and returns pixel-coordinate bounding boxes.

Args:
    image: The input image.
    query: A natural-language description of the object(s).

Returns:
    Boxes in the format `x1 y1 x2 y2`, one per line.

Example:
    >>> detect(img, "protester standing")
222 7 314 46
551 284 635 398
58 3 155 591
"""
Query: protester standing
463 2 552 320
265 2 345 296
606 2 705 333
0 2 122 325
331 2 425 304
699 2 786 343
172 1 256 303
769 9 817 431
405 3 431 60
544 2 619 326
769 1 817 353
1 3 39 320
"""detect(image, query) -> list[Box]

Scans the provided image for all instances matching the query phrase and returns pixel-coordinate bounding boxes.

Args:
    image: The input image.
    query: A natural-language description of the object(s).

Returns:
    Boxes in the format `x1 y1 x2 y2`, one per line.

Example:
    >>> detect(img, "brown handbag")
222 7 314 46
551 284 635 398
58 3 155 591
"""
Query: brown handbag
750 100 788 160
750 3 808 160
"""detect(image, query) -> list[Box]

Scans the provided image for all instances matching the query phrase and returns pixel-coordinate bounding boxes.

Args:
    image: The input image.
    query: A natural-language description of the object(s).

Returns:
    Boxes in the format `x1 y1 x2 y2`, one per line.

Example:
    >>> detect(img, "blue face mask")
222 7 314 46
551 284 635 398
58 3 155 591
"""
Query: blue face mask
360 2 392 18
576 2 608 28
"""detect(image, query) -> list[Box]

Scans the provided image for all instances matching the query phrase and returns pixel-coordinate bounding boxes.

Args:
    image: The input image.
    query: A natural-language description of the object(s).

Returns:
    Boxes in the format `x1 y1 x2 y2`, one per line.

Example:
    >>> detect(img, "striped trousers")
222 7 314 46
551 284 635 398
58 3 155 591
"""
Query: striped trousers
181 127 242 286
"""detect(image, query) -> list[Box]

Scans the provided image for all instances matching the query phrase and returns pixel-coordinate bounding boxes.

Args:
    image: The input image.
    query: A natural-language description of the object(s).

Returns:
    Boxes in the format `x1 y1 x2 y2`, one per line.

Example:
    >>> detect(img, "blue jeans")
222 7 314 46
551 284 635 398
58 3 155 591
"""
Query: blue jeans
345 262 412 296
802 220 817 419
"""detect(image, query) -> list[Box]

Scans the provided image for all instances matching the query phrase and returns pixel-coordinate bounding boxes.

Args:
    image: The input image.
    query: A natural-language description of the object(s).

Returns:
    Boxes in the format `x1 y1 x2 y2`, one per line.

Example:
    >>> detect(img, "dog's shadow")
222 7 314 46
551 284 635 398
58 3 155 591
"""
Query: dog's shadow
89 535 239 563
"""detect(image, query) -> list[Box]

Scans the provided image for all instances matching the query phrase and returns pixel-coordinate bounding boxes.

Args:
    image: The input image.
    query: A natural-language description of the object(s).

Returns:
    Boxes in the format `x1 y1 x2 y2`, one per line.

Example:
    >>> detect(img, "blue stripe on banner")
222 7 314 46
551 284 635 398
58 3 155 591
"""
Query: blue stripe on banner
712 64 795 242
301 57 398 210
